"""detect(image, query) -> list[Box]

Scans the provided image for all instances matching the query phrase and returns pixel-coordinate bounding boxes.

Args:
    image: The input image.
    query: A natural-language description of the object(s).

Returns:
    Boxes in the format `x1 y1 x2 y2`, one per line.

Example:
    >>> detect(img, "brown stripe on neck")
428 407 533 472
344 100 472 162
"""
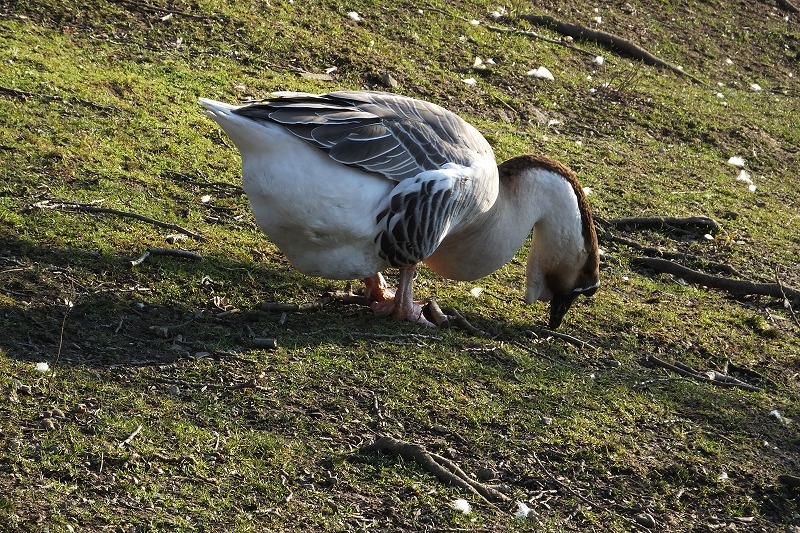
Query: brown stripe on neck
498 154 600 273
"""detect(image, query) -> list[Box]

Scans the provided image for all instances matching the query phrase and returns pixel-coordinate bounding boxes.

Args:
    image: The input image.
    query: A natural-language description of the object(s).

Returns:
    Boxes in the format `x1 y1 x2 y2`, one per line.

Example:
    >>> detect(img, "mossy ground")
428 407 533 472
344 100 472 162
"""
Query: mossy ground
1 0 798 531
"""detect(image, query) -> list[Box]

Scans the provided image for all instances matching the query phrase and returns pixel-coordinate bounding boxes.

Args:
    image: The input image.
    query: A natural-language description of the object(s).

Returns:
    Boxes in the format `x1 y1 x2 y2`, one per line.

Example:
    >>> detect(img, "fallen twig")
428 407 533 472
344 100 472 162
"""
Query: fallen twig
634 257 800 300
521 14 706 85
533 453 642 529
119 424 143 447
645 354 762 392
528 328 599 351
597 227 744 277
348 332 442 341
260 295 334 313
31 200 206 241
776 0 800 14
361 435 510 507
0 85 116 112
441 306 487 336
599 215 720 234
110 0 216 20
47 296 74 399
485 23 597 57
130 247 202 267
776 267 800 327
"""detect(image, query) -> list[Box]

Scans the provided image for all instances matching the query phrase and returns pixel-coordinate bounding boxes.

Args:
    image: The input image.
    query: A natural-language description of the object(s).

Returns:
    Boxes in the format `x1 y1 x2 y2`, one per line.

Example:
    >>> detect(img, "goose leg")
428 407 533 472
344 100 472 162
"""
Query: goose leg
362 272 395 302
368 266 434 326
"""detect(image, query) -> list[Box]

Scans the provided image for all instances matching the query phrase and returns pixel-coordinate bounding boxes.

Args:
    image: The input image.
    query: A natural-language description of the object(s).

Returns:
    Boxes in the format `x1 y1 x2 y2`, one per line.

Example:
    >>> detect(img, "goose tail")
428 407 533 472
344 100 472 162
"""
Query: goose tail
198 97 240 118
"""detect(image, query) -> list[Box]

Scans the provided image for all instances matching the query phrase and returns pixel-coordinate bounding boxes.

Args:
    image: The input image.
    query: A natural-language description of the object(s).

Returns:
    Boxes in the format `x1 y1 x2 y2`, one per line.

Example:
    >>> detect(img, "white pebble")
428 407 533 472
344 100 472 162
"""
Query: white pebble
750 83 762 92
470 287 484 298
35 362 50 373
461 77 477 86
346 11 361 22
593 55 604 66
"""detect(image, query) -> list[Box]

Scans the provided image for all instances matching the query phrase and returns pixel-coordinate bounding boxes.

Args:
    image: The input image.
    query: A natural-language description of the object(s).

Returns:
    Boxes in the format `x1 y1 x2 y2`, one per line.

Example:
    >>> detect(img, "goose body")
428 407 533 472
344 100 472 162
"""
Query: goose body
200 91 599 328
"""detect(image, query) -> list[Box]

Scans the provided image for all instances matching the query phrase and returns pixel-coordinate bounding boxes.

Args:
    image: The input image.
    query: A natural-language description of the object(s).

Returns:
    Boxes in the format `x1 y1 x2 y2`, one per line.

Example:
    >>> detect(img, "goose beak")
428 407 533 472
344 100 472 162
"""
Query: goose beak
548 292 579 329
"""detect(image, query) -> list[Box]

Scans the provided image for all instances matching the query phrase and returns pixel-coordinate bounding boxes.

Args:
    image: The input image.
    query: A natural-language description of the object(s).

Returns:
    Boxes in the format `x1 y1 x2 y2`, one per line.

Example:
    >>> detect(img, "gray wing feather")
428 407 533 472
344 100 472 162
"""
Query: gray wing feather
233 91 492 182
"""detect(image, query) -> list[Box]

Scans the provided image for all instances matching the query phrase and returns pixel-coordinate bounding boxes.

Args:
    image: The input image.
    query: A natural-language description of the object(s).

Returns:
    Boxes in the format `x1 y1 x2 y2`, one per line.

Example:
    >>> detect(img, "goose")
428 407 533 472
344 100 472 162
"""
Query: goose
199 91 599 329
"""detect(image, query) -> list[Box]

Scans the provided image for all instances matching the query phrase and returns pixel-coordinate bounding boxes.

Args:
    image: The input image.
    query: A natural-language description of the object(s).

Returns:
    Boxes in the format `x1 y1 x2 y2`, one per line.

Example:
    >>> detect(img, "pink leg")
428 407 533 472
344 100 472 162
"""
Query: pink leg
362 272 395 303
368 266 433 326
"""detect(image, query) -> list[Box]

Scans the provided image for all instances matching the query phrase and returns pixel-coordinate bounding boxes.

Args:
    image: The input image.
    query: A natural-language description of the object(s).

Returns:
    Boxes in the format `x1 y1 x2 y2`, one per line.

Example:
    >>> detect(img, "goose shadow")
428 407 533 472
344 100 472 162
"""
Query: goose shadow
0 232 554 371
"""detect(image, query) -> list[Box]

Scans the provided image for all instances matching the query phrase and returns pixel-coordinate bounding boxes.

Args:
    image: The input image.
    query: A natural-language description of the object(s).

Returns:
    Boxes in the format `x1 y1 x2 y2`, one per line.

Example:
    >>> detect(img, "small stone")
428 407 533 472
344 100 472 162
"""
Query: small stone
39 418 56 430
166 385 181 396
379 72 398 88
52 408 66 419
634 513 656 529
476 467 497 482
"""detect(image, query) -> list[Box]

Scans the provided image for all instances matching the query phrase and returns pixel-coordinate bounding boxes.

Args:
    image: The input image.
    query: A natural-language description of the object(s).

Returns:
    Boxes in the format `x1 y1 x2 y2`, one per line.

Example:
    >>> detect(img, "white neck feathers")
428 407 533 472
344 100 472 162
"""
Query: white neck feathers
424 155 592 283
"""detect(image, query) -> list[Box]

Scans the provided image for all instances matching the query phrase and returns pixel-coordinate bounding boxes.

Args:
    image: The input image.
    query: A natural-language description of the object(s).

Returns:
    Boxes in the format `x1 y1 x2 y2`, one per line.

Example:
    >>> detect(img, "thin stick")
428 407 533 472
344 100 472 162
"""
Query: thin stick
777 0 800 14
598 228 743 277
442 306 486 336
532 453 642 529
775 266 800 327
0 85 115 112
361 435 509 507
119 424 143 447
645 355 762 392
32 200 206 241
485 24 597 57
600 215 720 233
634 257 800 300
530 328 599 351
110 0 214 20
521 14 706 85
47 299 73 399
130 248 203 266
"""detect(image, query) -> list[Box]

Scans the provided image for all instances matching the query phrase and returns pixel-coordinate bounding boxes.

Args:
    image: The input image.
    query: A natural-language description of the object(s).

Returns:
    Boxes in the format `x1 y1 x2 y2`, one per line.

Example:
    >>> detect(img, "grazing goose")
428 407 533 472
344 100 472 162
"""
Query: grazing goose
199 91 599 328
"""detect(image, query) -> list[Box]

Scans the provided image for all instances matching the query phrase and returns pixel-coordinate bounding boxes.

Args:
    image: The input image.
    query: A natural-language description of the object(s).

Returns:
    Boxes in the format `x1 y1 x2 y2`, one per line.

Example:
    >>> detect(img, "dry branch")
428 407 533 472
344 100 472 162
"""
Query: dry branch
361 435 510 507
645 355 762 392
601 216 720 234
634 257 800 300
130 247 202 266
776 267 800 327
119 424 143 447
485 23 597 57
521 15 705 85
31 200 206 241
776 0 800 14
109 0 216 20
529 328 599 351
0 85 116 112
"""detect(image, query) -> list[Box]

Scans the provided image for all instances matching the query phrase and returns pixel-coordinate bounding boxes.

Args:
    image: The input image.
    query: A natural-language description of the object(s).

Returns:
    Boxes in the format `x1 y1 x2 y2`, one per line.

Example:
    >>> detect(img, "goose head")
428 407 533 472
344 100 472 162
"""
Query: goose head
498 155 600 329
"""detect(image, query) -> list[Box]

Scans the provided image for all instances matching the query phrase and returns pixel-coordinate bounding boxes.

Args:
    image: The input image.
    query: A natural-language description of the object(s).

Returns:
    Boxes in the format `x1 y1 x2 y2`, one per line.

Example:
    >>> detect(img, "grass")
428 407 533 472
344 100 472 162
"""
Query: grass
1 0 799 531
